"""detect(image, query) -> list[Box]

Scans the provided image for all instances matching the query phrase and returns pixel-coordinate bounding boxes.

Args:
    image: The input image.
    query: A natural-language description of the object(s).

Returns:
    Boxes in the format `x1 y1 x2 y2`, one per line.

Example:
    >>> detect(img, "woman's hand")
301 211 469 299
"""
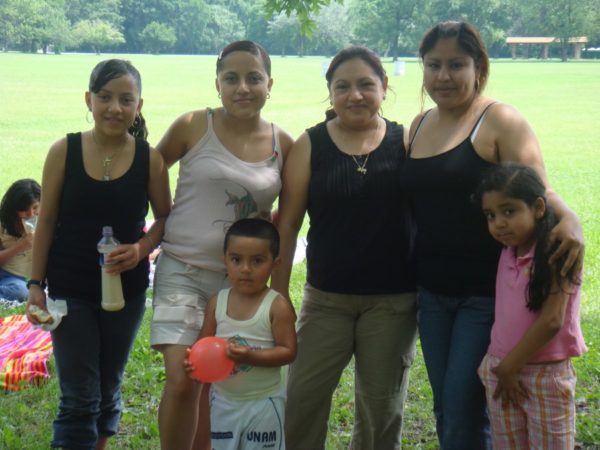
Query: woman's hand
25 286 49 325
548 212 585 276
103 243 142 274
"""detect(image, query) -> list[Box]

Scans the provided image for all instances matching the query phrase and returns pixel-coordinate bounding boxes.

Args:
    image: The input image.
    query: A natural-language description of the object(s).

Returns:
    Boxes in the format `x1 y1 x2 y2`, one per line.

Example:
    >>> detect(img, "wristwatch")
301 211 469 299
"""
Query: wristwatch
26 279 46 289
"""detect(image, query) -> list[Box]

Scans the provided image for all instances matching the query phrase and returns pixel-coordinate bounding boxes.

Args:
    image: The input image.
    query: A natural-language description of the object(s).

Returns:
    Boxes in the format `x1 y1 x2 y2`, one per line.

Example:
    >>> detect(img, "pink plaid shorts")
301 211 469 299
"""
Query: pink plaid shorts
478 353 576 450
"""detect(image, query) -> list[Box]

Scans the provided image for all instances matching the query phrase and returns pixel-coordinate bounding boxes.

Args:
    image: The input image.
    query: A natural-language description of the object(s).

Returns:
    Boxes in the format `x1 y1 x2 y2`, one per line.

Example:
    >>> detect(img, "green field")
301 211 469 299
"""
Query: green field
1 53 599 449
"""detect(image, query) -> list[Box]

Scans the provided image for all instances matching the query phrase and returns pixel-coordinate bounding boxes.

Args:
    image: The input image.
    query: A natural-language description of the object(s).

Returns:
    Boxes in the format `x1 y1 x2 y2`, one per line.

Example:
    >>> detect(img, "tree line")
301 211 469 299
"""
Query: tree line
1 0 599 59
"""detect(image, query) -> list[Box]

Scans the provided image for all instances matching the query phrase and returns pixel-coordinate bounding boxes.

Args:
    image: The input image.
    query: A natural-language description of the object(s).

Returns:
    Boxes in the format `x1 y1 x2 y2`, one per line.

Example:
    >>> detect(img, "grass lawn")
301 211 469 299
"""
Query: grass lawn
0 53 599 449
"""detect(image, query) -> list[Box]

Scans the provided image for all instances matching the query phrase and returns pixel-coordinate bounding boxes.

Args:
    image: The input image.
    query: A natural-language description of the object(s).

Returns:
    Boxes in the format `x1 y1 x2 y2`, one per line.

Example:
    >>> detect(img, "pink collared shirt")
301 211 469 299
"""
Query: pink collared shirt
488 245 587 363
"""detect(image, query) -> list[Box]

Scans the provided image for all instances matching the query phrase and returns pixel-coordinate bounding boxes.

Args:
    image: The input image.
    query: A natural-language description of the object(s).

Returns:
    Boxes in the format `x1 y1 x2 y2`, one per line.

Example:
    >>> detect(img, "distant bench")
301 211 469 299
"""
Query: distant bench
506 36 588 59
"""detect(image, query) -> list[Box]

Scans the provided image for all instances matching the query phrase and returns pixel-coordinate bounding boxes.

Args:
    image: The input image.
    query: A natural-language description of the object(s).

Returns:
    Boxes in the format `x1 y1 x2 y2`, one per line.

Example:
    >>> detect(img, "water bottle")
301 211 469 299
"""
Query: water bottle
97 226 125 311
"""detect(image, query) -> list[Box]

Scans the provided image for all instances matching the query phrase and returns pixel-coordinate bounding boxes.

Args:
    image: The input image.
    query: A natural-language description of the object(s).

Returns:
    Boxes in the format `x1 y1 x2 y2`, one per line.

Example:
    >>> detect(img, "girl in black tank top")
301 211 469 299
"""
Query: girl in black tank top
26 59 170 449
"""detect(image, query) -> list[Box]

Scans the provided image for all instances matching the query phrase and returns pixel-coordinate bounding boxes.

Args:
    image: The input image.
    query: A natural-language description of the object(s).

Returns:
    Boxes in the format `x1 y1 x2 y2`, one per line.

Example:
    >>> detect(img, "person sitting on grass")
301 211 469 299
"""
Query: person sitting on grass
0 179 41 302
187 218 296 450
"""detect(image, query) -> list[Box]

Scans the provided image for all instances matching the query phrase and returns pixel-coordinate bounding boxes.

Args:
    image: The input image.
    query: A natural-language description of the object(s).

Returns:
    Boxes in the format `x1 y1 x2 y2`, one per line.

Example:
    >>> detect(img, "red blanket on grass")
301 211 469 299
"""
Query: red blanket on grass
0 315 53 390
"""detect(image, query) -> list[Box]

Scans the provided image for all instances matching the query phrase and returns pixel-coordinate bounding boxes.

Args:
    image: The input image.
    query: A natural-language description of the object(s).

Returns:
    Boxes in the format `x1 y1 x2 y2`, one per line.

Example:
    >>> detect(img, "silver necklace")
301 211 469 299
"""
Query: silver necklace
351 153 370 174
349 118 380 175
92 129 127 181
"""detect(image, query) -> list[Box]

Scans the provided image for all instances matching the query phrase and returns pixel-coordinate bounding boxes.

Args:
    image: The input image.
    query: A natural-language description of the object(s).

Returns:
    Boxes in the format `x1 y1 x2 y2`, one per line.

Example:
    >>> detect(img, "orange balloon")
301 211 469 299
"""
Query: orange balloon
188 336 235 383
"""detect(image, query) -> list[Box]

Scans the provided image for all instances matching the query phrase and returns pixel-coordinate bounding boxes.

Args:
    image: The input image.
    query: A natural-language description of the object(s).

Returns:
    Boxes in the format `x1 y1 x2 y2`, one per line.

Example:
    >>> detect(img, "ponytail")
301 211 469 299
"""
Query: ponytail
528 204 580 311
129 112 148 140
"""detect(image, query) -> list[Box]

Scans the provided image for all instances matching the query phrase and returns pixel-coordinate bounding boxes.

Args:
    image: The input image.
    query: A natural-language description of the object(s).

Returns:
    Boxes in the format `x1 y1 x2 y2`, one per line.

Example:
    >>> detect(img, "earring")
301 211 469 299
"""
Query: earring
86 110 93 124
132 114 141 128
218 93 221 99
475 78 480 92
267 93 271 99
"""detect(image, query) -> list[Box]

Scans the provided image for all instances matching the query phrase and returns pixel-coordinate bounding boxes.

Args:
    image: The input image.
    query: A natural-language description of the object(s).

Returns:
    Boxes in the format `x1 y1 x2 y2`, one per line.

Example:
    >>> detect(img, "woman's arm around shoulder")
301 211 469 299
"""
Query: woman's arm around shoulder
26 138 68 323
270 131 312 300
487 103 584 275
157 109 210 168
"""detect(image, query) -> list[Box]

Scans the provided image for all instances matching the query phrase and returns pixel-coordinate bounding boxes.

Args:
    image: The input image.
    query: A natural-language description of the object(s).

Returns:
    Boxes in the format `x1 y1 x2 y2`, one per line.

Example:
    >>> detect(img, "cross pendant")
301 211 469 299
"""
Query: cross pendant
357 167 367 174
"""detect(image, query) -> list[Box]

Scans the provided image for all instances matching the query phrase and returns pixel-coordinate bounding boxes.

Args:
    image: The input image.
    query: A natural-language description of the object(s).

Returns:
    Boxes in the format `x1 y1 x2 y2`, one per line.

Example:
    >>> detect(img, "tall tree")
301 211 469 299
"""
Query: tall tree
139 21 176 54
264 0 342 35
38 0 72 53
311 3 352 56
65 0 123 29
424 0 513 56
0 0 46 52
120 0 179 52
72 19 125 54
172 0 210 54
350 0 419 60
267 12 302 56
203 4 244 53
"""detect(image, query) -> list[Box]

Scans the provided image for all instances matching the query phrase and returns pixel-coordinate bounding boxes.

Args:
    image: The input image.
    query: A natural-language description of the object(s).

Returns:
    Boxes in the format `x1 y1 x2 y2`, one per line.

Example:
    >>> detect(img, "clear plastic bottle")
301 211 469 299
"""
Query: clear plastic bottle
97 226 125 311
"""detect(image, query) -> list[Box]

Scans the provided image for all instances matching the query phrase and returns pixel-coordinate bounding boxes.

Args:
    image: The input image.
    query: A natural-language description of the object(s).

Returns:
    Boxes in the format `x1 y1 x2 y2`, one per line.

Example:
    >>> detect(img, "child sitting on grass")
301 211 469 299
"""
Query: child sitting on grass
188 218 297 450
0 179 40 302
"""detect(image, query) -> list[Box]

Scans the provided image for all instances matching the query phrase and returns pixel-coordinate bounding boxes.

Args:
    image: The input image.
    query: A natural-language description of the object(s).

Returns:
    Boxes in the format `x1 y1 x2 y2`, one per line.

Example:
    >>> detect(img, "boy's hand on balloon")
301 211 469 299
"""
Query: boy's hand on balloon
227 343 251 364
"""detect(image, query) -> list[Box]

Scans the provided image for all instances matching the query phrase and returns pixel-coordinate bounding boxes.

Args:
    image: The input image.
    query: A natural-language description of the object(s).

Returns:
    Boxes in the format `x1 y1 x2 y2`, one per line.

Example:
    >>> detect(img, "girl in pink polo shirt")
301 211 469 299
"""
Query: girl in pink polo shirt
473 162 587 449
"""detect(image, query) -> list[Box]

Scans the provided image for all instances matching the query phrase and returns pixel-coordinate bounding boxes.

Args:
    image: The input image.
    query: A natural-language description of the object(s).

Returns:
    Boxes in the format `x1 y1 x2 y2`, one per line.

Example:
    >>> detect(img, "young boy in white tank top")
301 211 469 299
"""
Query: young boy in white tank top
187 218 296 450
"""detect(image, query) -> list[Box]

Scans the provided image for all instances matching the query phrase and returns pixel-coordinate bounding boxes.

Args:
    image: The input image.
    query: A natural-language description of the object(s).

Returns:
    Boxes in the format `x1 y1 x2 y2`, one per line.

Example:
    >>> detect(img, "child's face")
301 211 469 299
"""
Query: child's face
481 191 545 255
224 236 278 295
85 74 142 138
17 201 39 219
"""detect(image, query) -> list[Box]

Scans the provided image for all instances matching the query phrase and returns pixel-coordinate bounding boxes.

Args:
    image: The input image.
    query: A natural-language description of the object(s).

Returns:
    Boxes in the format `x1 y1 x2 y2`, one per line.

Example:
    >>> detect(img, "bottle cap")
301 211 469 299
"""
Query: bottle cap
102 226 113 236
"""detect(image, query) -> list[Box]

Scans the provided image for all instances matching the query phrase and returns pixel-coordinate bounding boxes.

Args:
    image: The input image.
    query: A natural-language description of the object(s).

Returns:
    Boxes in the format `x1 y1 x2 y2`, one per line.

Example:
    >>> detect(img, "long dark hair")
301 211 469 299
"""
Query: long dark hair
473 162 580 311
89 59 148 139
0 179 41 237
324 46 386 121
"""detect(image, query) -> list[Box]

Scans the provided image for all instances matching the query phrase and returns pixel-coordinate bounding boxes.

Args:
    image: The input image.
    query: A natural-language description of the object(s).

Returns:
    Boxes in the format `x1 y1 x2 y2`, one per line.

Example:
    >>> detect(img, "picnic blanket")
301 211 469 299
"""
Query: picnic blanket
0 314 53 391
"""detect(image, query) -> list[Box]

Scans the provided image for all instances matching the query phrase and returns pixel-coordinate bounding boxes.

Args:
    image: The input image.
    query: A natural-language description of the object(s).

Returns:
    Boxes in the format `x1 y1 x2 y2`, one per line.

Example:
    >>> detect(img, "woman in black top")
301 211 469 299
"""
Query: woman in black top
26 59 170 450
272 46 417 449
401 21 584 450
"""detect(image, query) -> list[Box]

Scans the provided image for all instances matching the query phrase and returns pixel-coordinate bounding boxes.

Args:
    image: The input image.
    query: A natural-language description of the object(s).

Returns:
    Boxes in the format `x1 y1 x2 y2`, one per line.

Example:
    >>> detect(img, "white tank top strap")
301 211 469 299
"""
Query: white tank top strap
215 288 278 322
470 102 499 142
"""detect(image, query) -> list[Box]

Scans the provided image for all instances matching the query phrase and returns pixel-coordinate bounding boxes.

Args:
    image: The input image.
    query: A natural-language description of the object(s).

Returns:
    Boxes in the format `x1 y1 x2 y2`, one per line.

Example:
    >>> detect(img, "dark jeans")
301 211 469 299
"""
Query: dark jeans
50 293 146 450
417 286 494 450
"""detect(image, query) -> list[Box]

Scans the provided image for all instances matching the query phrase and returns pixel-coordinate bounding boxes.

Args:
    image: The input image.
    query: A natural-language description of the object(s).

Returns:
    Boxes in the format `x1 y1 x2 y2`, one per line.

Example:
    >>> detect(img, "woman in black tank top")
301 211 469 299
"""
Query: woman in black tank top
402 21 584 450
273 46 418 450
25 59 171 450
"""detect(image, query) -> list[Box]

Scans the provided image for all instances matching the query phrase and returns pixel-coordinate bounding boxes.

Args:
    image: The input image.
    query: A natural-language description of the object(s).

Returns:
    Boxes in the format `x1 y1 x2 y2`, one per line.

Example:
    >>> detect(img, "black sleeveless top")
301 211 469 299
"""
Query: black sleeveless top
47 132 150 303
306 120 416 295
400 107 501 297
